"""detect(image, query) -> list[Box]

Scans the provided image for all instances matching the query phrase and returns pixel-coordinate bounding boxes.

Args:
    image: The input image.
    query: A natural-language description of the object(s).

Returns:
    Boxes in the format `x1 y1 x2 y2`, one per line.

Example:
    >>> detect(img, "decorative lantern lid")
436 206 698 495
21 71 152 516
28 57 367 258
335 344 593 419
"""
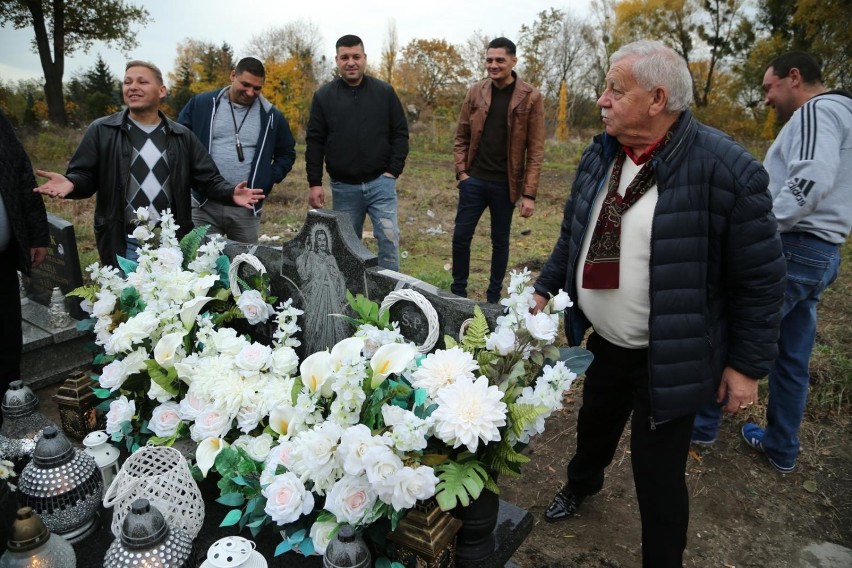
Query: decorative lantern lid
202 536 267 568
104 499 196 568
82 430 119 468
6 507 50 552
1 381 39 418
32 426 75 467
121 499 169 549
53 372 98 406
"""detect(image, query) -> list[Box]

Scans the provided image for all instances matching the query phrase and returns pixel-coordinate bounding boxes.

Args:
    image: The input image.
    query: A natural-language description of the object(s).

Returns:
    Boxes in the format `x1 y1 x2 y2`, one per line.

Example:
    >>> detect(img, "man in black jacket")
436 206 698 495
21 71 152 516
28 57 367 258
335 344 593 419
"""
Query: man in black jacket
533 41 785 567
34 61 265 267
0 108 48 397
305 35 409 271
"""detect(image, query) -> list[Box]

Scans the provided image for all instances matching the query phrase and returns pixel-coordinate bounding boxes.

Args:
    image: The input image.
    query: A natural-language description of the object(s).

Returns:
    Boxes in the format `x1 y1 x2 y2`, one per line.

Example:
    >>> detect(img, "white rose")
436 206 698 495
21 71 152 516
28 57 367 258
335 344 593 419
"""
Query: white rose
154 332 185 369
179 392 208 421
325 474 378 525
387 466 439 511
105 396 135 434
235 342 272 373
552 289 573 312
237 290 274 325
210 328 247 356
262 472 315 525
234 433 274 462
106 311 159 354
309 521 338 555
149 402 182 438
190 408 233 442
134 207 150 222
92 291 117 318
524 311 558 342
362 445 403 487
98 360 127 392
485 327 516 356
131 225 151 242
236 403 262 434
269 347 299 377
122 347 149 376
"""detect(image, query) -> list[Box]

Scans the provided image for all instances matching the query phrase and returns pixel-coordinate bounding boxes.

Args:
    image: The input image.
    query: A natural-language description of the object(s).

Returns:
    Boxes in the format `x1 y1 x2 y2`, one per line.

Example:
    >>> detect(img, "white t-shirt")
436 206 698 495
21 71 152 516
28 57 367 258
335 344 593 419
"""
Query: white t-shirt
576 158 657 349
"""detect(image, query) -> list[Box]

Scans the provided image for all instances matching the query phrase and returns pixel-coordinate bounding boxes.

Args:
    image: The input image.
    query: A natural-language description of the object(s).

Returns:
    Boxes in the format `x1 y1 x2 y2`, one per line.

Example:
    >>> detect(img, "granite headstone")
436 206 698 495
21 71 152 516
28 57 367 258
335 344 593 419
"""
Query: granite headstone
25 213 85 319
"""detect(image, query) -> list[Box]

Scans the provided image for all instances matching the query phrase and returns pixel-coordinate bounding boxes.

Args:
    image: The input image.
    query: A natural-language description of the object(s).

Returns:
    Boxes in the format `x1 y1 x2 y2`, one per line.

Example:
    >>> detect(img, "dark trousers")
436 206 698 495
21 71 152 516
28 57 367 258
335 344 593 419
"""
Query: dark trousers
567 333 694 568
0 247 22 394
451 176 514 303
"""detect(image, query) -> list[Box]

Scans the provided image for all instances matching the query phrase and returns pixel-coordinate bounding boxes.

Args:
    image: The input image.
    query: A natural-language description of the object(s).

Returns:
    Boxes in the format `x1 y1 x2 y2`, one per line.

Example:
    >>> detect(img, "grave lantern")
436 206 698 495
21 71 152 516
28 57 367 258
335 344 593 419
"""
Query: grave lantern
0 381 55 443
387 498 463 568
103 499 195 568
52 371 100 440
0 507 76 568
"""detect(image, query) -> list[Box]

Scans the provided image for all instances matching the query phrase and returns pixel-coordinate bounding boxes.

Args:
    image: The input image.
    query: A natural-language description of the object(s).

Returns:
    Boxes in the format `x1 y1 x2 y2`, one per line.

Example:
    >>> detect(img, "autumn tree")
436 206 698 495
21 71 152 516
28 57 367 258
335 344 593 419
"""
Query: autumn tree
516 8 564 91
397 38 471 113
167 40 234 111
0 0 150 125
556 80 569 141
458 30 489 83
244 21 328 83
380 18 399 85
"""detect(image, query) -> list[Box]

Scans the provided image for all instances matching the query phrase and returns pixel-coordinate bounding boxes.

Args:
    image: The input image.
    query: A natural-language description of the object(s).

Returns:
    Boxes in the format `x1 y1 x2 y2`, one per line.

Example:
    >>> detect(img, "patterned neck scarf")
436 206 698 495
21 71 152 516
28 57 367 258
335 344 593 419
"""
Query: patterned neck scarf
582 121 678 289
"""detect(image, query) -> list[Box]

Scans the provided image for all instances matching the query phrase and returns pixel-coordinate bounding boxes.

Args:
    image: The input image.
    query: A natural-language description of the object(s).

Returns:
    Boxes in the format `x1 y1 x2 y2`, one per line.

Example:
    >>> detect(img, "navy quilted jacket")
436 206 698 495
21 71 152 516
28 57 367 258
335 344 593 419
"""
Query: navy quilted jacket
535 110 786 422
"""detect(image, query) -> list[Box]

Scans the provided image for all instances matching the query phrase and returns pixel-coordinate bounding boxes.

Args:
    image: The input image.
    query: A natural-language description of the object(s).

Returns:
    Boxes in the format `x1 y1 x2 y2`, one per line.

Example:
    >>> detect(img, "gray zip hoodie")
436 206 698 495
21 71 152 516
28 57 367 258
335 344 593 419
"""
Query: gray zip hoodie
764 90 852 244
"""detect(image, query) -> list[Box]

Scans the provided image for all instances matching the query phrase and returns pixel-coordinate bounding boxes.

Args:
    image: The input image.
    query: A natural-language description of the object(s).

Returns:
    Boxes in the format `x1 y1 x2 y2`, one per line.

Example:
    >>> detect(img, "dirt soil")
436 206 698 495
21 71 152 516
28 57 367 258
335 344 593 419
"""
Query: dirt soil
499 389 852 568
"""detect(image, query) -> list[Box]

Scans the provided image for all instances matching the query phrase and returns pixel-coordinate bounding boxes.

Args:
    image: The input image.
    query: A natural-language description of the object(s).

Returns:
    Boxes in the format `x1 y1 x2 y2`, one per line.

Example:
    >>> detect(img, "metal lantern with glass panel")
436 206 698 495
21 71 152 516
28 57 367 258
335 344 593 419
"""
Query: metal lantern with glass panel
52 371 101 440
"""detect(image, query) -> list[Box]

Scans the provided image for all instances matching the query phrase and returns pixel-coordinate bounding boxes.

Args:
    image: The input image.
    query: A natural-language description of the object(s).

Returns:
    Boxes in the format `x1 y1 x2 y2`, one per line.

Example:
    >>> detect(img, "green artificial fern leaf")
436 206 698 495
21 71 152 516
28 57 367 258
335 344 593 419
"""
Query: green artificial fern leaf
179 225 209 268
433 460 489 510
444 335 458 349
67 283 100 304
461 305 490 352
507 403 550 439
481 437 530 478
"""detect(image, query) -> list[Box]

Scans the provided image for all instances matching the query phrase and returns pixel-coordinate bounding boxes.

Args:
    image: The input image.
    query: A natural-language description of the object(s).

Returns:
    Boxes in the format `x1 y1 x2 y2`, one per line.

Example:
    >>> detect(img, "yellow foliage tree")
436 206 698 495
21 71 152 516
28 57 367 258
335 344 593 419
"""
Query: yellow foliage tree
263 57 314 138
556 80 569 142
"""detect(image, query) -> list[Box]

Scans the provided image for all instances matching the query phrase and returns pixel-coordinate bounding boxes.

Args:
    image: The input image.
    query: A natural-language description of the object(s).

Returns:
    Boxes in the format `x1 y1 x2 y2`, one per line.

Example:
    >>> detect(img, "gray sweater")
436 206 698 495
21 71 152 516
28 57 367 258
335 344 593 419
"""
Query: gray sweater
764 91 852 244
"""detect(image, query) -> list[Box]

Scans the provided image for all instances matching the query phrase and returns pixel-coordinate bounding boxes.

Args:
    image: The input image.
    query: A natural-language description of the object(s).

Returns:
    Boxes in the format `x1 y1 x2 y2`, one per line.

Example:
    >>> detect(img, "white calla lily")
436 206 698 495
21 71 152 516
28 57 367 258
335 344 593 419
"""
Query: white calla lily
300 350 333 395
331 337 366 368
370 342 418 389
153 331 186 369
180 296 214 329
196 437 229 477
269 405 298 437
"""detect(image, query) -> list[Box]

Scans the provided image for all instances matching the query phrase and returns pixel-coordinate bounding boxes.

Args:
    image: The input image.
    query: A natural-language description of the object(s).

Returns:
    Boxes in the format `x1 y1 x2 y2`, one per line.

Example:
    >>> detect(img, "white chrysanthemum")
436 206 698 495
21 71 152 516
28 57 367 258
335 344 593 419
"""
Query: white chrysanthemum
410 346 478 398
431 375 507 453
381 405 430 452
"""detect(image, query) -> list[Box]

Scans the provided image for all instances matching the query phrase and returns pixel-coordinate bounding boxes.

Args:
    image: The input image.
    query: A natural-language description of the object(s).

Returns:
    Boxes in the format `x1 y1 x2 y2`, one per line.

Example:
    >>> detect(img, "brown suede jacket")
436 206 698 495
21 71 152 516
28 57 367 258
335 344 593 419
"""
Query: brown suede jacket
452 72 545 203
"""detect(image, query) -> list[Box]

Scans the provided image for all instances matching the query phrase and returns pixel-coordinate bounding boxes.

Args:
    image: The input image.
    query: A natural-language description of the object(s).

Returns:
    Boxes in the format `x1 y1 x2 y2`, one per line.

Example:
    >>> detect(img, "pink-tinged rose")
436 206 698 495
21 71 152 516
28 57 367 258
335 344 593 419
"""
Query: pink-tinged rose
237 290 275 325
235 342 272 373
149 401 182 438
98 360 127 392
105 396 135 435
262 472 315 525
325 474 378 525
190 408 232 442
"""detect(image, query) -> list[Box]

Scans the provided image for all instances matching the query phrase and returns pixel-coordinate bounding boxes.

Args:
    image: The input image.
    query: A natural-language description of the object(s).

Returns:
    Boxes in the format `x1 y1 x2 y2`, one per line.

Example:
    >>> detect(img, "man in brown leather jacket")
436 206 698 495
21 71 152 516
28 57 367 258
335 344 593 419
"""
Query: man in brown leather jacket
452 37 545 303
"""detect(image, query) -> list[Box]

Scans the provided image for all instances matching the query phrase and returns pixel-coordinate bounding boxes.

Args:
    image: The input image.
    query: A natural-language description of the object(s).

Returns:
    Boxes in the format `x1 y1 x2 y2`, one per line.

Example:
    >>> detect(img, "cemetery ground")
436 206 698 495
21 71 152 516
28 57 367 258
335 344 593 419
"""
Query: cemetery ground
29 129 852 567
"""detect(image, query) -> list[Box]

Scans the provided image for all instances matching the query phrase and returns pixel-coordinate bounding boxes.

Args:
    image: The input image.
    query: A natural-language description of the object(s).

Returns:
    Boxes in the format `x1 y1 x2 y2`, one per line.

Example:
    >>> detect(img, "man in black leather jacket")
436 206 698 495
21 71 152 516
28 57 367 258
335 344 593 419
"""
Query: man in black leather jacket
34 60 264 267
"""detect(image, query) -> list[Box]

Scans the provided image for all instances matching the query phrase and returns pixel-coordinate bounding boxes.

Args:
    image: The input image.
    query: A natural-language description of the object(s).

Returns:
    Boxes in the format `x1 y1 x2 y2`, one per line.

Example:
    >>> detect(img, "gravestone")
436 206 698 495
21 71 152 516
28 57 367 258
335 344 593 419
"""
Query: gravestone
225 209 503 358
25 213 85 319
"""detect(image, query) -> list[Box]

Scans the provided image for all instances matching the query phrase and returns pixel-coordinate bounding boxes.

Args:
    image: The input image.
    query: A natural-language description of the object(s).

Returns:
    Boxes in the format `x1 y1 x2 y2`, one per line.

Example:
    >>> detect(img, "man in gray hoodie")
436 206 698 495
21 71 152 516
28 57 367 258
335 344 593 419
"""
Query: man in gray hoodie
692 52 852 472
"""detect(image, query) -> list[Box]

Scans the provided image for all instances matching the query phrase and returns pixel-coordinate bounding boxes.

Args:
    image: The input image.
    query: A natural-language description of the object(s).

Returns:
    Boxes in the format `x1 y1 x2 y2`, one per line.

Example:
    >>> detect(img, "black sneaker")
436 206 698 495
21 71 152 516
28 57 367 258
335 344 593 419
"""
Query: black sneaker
544 486 584 523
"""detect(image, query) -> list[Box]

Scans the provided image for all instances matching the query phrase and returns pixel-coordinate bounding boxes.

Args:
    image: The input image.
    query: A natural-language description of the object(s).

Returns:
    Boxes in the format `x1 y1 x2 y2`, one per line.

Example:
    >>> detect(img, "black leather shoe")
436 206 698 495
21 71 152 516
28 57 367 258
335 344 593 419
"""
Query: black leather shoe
544 486 584 523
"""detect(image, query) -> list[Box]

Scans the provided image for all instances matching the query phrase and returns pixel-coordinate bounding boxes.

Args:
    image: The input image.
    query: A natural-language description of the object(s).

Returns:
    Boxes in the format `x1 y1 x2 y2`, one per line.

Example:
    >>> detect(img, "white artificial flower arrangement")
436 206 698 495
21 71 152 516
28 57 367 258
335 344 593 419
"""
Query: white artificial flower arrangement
73 213 592 561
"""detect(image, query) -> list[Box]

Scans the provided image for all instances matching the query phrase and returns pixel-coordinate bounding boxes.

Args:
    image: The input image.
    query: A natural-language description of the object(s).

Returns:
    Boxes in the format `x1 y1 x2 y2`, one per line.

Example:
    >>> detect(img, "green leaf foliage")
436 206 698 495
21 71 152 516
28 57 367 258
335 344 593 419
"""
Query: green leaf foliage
507 403 549 439
179 225 209 268
481 437 530 478
560 346 594 375
216 493 246 507
117 255 138 276
145 361 178 396
215 255 231 287
120 287 145 317
461 305 490 351
346 291 391 328
67 283 100 303
434 460 489 510
219 509 242 527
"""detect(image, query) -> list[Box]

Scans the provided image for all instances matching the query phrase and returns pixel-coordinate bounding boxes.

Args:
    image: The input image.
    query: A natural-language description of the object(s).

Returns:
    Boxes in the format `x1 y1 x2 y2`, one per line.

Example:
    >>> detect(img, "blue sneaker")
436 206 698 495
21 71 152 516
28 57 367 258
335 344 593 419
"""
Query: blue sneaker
741 423 796 474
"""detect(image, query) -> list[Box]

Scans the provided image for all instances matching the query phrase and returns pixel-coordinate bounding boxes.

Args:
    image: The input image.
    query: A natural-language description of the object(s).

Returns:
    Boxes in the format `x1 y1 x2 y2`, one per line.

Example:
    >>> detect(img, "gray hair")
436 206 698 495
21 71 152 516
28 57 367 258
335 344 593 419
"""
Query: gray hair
610 40 693 112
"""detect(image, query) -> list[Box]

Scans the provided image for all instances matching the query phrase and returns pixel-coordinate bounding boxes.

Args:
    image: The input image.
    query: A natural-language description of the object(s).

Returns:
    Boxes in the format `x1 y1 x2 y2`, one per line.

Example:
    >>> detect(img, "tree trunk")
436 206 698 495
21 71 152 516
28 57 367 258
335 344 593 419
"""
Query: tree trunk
25 0 67 125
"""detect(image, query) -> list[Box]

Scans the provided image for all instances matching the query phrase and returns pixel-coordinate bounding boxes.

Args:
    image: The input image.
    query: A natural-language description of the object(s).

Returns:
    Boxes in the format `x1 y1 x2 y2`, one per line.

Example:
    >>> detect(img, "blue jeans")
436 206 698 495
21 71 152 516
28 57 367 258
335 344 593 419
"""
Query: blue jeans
692 232 841 464
451 176 514 303
331 174 399 271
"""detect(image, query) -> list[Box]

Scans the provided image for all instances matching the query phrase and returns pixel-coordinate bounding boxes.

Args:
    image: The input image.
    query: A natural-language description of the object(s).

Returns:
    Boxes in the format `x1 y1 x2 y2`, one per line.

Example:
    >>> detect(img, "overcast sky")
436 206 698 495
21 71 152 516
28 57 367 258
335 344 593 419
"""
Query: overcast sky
0 0 592 85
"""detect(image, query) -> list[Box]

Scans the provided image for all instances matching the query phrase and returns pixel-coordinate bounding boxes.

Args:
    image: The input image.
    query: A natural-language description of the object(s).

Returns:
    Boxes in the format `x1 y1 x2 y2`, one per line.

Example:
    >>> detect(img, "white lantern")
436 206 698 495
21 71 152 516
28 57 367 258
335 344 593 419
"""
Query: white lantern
82 431 120 490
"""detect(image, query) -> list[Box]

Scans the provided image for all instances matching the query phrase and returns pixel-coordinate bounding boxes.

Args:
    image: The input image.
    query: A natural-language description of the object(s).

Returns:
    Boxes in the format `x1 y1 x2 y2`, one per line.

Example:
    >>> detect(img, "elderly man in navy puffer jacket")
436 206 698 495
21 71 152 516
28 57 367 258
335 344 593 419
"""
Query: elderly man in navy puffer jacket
533 40 785 568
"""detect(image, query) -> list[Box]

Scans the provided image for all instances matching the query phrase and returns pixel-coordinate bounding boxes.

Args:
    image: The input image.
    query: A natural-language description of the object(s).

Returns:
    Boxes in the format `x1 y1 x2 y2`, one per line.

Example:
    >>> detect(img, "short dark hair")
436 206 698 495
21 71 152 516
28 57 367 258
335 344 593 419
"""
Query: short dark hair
487 37 516 56
235 57 265 78
766 51 822 84
336 35 364 50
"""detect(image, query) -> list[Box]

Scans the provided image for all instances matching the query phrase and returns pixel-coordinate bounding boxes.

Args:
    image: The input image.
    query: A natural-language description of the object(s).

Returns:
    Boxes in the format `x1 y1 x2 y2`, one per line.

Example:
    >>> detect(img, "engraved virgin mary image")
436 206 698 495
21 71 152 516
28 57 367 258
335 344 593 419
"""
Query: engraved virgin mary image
296 225 349 354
